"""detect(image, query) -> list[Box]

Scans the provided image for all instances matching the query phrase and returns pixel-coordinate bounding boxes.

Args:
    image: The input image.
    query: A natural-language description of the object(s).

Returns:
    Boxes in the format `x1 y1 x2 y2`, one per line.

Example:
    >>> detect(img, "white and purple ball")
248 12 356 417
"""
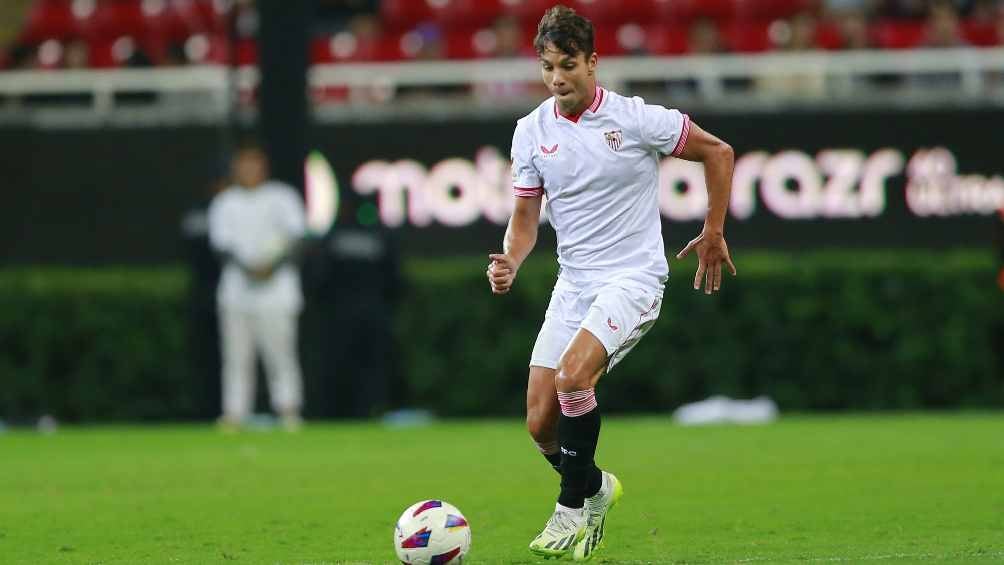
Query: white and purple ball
394 500 471 564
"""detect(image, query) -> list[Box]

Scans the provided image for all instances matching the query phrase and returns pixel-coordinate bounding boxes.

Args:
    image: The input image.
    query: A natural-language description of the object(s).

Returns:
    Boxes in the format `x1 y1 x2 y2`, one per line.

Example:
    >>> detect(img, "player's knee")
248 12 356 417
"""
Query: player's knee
554 366 591 393
526 411 551 441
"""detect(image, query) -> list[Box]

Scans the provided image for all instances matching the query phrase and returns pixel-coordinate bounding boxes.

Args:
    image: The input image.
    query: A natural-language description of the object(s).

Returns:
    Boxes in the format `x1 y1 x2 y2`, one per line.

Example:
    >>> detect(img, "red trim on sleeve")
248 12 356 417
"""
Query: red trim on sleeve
670 113 691 157
514 186 544 198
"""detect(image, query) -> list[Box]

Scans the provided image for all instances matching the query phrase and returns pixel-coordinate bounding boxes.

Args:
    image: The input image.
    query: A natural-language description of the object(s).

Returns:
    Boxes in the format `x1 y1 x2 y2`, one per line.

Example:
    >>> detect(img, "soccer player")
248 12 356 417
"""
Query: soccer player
486 5 737 561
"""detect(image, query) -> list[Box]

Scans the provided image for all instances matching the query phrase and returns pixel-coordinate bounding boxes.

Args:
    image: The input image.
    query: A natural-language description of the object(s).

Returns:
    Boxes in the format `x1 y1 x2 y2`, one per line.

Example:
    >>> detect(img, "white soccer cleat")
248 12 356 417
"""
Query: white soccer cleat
528 503 588 558
572 471 624 561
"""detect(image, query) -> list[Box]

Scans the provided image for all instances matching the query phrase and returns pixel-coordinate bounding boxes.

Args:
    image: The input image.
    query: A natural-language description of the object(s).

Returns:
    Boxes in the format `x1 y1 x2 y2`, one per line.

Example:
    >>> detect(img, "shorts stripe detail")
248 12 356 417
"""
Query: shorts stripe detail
558 388 598 417
606 296 661 371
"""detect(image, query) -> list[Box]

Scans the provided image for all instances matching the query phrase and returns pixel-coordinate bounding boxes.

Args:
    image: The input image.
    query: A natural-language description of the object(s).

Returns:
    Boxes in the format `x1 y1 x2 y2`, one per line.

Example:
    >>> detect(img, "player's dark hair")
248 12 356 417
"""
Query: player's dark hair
534 5 595 58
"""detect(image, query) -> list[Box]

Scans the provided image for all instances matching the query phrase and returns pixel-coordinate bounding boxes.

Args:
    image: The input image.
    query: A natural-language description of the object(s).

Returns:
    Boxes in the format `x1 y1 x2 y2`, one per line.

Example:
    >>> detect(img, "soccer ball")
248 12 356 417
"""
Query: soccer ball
394 499 471 564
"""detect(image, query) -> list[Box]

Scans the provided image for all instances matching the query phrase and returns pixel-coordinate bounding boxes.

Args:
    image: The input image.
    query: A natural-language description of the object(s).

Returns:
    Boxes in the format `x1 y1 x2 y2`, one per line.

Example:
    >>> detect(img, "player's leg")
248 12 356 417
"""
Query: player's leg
554 328 608 511
527 365 561 473
571 283 663 561
527 286 579 474
219 306 256 429
528 288 590 557
528 329 607 557
255 308 304 430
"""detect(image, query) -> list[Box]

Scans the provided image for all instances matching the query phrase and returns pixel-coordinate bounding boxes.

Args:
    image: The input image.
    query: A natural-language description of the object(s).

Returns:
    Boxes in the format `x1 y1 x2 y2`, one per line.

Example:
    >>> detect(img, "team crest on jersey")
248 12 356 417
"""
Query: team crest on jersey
603 130 623 151
539 143 559 158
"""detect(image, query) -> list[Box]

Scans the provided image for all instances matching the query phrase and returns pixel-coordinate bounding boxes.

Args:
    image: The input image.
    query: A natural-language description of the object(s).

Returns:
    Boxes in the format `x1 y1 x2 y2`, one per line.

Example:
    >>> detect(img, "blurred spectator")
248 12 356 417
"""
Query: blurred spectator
63 39 89 69
473 16 538 103
835 9 875 49
902 1 967 89
327 15 390 105
348 13 383 59
757 12 827 97
208 141 308 432
689 17 726 54
409 22 445 60
922 0 968 46
661 18 731 97
491 15 530 58
396 22 467 101
787 11 823 50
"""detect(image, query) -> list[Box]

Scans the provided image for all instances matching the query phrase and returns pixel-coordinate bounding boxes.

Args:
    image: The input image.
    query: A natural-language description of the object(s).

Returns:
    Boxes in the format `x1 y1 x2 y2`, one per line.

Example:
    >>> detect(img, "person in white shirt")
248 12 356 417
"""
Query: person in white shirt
486 5 738 561
209 142 307 431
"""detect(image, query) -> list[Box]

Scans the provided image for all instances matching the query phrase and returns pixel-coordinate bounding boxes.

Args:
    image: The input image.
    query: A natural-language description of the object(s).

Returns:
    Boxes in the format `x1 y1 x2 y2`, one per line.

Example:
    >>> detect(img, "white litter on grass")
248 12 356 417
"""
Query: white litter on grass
37 414 59 434
381 409 434 428
672 395 779 426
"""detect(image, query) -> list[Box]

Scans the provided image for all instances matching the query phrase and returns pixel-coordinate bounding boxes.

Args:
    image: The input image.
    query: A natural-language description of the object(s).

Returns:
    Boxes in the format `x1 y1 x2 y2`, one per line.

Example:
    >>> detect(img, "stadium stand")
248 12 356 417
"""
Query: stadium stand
4 0 1004 69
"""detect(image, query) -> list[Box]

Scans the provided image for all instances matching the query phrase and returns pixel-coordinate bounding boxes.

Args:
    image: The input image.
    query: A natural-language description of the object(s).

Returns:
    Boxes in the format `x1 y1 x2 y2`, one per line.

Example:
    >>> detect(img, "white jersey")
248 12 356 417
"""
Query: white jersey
208 181 306 312
511 86 691 289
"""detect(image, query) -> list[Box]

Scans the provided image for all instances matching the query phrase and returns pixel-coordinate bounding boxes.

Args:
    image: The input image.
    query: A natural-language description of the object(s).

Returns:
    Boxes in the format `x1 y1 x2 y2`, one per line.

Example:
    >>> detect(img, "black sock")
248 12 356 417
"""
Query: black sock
585 463 602 498
557 406 602 509
543 451 562 474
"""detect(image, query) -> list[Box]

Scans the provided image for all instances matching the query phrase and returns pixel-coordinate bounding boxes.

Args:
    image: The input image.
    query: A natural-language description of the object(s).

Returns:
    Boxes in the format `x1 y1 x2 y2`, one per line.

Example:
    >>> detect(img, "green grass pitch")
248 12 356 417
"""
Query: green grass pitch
1 414 1003 564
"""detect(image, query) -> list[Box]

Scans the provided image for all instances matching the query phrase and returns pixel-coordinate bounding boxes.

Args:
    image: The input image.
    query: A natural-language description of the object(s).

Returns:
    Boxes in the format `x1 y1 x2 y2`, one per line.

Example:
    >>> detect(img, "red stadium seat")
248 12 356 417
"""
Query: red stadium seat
380 0 433 32
720 19 772 52
310 37 333 64
642 23 688 55
236 37 257 65
665 0 738 22
375 32 408 61
167 0 218 39
961 20 997 47
871 20 925 49
192 0 227 34
444 28 479 59
814 20 844 50
428 0 503 28
87 36 118 68
735 0 811 20
499 0 556 25
593 23 625 56
88 1 134 39
20 0 89 42
566 0 649 25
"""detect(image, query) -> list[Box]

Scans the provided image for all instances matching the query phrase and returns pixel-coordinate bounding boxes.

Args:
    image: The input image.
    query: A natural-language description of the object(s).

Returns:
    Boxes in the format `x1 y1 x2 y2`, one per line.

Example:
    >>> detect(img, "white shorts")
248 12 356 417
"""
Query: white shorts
529 278 663 373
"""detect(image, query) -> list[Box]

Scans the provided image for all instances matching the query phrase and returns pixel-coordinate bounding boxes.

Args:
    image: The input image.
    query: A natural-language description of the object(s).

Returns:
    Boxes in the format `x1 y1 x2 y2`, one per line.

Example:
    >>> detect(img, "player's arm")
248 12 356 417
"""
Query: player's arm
207 197 244 270
250 188 310 280
488 193 542 295
674 121 738 294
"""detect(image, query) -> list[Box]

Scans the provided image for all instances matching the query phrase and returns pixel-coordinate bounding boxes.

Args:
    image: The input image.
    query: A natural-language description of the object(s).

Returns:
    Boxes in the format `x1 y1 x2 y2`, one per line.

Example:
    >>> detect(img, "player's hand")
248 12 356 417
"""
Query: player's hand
487 253 518 295
676 230 737 295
